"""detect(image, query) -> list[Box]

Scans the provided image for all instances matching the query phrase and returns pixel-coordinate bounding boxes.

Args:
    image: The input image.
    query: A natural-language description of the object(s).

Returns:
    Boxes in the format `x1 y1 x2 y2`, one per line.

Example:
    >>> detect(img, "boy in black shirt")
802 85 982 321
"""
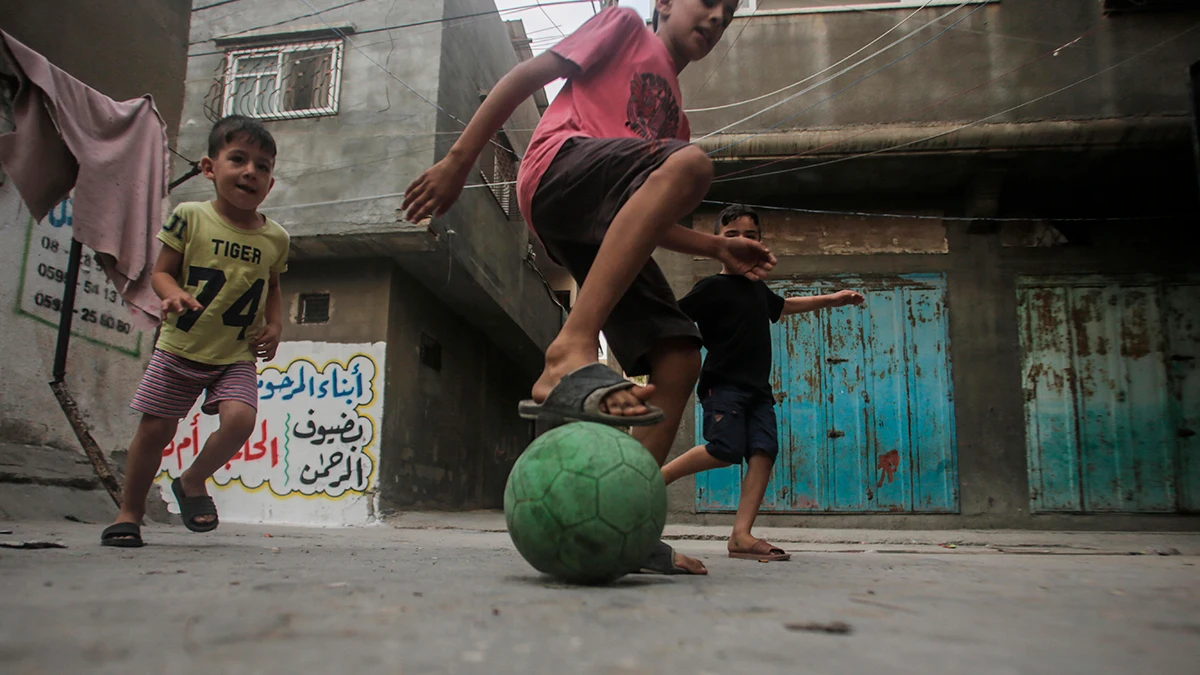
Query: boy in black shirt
669 205 863 561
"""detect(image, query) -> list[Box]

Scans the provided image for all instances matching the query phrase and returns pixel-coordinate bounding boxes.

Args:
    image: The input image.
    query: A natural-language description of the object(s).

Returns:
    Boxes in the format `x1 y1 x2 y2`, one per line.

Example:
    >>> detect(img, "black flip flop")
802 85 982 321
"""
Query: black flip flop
100 522 144 548
171 478 219 533
518 363 664 427
630 540 702 575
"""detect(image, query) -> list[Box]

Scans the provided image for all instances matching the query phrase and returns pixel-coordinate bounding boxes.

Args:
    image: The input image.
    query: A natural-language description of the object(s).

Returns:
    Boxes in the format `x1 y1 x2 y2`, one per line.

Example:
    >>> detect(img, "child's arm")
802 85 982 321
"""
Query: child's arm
151 247 202 315
402 52 576 223
660 225 777 281
249 271 283 361
782 290 864 316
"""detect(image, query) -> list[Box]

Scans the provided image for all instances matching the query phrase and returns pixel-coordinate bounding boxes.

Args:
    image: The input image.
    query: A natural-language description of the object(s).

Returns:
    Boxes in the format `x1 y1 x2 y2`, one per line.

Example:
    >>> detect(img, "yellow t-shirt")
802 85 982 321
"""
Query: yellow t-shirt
156 201 289 365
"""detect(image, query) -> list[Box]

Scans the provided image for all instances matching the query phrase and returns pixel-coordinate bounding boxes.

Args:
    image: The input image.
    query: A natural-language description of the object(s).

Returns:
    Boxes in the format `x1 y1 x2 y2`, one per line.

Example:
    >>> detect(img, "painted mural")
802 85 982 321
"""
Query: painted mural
154 341 385 526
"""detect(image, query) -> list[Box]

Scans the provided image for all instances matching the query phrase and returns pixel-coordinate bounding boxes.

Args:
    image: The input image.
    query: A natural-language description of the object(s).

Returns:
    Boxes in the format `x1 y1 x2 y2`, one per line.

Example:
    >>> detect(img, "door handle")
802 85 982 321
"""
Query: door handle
826 357 849 364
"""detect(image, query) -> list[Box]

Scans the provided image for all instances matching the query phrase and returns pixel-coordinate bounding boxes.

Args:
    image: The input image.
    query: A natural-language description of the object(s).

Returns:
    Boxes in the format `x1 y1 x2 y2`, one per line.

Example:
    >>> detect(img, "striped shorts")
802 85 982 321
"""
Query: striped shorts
130 349 259 419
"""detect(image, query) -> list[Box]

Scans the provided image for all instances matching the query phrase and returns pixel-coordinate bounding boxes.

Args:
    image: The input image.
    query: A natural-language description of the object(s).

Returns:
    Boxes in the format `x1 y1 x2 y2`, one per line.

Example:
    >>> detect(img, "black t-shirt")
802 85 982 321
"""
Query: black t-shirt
678 274 786 396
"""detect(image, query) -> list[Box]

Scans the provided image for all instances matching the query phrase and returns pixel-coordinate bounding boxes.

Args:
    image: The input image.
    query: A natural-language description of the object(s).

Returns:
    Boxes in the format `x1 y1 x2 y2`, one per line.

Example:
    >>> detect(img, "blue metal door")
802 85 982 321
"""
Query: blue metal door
1018 275 1200 513
695 274 959 514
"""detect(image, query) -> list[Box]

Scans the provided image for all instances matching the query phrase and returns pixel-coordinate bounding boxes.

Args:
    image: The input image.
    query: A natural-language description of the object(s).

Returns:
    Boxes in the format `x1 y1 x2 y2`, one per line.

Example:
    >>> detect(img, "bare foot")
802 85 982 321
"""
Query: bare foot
674 551 708 575
531 338 656 418
178 472 216 526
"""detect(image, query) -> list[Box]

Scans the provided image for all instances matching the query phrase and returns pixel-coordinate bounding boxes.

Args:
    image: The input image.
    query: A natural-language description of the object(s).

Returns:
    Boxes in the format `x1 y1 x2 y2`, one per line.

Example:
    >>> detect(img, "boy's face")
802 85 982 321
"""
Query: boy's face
657 0 738 64
719 215 761 242
201 134 276 212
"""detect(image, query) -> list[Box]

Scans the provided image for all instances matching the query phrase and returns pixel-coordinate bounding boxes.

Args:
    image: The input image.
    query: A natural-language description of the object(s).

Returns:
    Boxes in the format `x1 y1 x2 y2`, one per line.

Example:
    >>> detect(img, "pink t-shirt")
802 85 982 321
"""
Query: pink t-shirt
515 7 691 228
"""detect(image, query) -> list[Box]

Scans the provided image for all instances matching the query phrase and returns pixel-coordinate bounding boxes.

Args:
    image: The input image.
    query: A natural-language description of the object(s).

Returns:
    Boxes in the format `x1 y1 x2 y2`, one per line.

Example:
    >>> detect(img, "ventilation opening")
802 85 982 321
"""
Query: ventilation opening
420 333 442 372
298 293 330 324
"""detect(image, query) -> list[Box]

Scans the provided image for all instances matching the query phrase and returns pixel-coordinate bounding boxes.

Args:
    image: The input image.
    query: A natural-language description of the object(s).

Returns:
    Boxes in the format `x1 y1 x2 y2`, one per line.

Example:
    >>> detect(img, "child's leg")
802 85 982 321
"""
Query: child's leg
727 396 788 559
111 414 180 527
628 337 707 575
662 444 730 485
661 385 747 483
728 452 773 551
534 145 713 417
178 399 255 514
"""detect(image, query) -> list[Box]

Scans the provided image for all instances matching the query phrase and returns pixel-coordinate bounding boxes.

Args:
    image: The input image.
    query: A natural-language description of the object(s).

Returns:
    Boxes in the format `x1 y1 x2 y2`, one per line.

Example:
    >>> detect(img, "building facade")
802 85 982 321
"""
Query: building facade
165 0 562 523
660 0 1200 529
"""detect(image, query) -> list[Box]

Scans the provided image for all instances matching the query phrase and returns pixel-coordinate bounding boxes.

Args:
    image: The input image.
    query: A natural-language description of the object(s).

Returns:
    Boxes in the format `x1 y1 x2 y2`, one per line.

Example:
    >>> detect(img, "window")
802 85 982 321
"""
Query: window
222 40 343 120
420 333 442 372
297 293 330 324
746 0 992 13
479 131 520 220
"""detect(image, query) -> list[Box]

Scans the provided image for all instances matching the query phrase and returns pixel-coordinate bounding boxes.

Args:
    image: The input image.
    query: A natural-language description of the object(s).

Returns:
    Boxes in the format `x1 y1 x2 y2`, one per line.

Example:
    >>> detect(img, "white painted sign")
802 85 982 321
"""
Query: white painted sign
17 197 146 356
155 341 385 526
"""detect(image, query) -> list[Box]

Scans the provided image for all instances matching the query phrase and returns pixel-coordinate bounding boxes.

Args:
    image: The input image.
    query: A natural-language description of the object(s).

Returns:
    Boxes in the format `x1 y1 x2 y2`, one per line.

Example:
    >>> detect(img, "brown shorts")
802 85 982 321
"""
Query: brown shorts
530 137 702 377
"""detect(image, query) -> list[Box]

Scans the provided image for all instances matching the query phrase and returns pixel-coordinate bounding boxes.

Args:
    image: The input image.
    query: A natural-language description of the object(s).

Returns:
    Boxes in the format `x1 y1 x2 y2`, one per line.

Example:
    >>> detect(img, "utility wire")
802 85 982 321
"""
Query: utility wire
711 20 1200 183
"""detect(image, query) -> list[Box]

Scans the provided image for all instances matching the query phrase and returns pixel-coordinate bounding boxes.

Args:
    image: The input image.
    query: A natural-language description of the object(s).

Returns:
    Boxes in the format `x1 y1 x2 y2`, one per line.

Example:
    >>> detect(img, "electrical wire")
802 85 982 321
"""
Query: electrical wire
711 20 1200 183
189 0 596 52
294 0 522 160
685 0 937 114
700 200 1189 223
692 1 971 143
713 23 1102 181
704 1 986 155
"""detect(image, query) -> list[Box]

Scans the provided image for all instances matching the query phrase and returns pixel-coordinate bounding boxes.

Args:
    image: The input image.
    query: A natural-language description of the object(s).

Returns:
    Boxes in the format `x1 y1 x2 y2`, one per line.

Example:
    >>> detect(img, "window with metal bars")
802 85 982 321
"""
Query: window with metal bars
480 130 520 220
297 293 331 324
219 40 343 121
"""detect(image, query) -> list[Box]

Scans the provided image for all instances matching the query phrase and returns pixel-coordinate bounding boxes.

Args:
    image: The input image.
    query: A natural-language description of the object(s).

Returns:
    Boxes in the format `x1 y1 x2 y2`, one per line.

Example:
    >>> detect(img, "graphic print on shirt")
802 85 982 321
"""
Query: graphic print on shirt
626 73 681 141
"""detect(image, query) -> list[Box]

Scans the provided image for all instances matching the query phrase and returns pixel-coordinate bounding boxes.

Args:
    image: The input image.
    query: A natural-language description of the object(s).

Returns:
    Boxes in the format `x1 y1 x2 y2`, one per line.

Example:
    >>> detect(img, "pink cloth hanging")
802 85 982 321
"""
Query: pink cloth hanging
0 30 170 327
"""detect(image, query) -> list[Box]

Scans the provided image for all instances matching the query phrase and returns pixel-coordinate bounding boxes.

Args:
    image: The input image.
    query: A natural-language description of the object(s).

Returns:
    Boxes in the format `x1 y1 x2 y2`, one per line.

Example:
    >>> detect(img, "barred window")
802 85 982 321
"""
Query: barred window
222 40 343 121
480 131 520 220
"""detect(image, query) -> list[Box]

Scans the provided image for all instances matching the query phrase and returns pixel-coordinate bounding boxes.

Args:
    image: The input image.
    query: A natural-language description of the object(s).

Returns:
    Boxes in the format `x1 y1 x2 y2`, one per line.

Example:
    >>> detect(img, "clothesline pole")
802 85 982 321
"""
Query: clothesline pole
51 239 83 383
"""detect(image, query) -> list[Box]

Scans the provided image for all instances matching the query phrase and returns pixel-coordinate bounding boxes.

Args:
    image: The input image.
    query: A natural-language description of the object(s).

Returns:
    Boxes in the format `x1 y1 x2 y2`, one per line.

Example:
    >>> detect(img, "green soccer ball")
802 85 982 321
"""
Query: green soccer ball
504 422 667 585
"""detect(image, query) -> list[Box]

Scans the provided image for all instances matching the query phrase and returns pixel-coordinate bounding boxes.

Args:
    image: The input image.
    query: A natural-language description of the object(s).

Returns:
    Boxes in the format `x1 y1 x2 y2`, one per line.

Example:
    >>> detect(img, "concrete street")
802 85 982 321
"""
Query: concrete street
2 518 1198 675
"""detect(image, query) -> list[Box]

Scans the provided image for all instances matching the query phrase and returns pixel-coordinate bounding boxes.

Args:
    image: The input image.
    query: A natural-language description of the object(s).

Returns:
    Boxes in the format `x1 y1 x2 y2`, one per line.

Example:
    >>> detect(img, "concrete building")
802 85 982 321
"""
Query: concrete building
0 0 192 518
659 0 1200 529
173 0 562 520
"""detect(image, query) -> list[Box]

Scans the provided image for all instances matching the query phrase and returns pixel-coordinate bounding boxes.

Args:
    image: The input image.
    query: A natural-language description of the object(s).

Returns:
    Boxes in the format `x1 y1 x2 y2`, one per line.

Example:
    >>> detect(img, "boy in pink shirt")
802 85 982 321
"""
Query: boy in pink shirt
403 0 771 575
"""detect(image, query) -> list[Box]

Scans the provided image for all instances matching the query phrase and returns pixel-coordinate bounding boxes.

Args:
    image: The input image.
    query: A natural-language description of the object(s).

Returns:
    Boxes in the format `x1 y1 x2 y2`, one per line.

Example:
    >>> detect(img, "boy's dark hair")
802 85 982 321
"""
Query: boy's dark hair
714 204 760 234
652 8 659 31
207 115 277 159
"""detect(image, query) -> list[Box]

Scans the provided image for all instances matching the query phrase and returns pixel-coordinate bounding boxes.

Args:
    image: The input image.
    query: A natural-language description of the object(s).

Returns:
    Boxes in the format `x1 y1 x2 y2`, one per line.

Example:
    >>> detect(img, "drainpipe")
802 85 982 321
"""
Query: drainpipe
695 117 1194 160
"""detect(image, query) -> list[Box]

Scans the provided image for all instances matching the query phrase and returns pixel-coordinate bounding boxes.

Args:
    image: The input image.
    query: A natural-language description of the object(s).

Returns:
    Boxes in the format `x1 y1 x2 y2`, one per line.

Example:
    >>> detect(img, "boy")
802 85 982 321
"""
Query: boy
100 116 289 547
402 0 771 574
666 205 864 561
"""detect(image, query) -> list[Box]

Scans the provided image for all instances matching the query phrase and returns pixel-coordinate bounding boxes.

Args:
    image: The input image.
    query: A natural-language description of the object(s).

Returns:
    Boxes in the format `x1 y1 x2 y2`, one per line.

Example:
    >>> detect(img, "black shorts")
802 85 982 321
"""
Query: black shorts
701 385 779 464
530 136 702 377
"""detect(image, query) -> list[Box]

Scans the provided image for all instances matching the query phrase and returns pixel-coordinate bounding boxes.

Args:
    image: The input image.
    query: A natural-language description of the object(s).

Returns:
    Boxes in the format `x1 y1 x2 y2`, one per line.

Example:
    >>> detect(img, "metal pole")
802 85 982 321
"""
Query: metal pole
1189 60 1200 202
51 238 83 383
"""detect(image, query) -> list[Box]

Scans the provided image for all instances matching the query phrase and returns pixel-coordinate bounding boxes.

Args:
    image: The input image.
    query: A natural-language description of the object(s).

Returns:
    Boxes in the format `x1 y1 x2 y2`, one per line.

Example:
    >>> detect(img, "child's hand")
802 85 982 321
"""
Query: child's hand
402 156 473 223
249 323 282 361
718 237 777 281
829 290 865 307
161 289 202 315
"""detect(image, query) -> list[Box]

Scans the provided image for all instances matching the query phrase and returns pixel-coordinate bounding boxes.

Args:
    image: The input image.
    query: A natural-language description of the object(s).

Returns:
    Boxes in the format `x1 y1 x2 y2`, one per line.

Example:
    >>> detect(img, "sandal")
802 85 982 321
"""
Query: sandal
630 540 706 575
518 363 664 427
171 478 219 533
728 539 791 562
100 522 144 548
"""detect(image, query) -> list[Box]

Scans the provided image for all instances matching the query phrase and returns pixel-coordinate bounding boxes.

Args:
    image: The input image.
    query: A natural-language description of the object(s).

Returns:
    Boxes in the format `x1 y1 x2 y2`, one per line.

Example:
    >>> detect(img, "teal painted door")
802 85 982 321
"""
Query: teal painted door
695 274 959 514
1018 276 1200 513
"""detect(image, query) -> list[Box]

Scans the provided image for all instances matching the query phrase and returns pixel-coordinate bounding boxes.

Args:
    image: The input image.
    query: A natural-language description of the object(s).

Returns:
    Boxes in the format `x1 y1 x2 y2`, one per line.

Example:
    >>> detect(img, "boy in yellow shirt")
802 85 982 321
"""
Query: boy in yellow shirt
101 116 289 547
